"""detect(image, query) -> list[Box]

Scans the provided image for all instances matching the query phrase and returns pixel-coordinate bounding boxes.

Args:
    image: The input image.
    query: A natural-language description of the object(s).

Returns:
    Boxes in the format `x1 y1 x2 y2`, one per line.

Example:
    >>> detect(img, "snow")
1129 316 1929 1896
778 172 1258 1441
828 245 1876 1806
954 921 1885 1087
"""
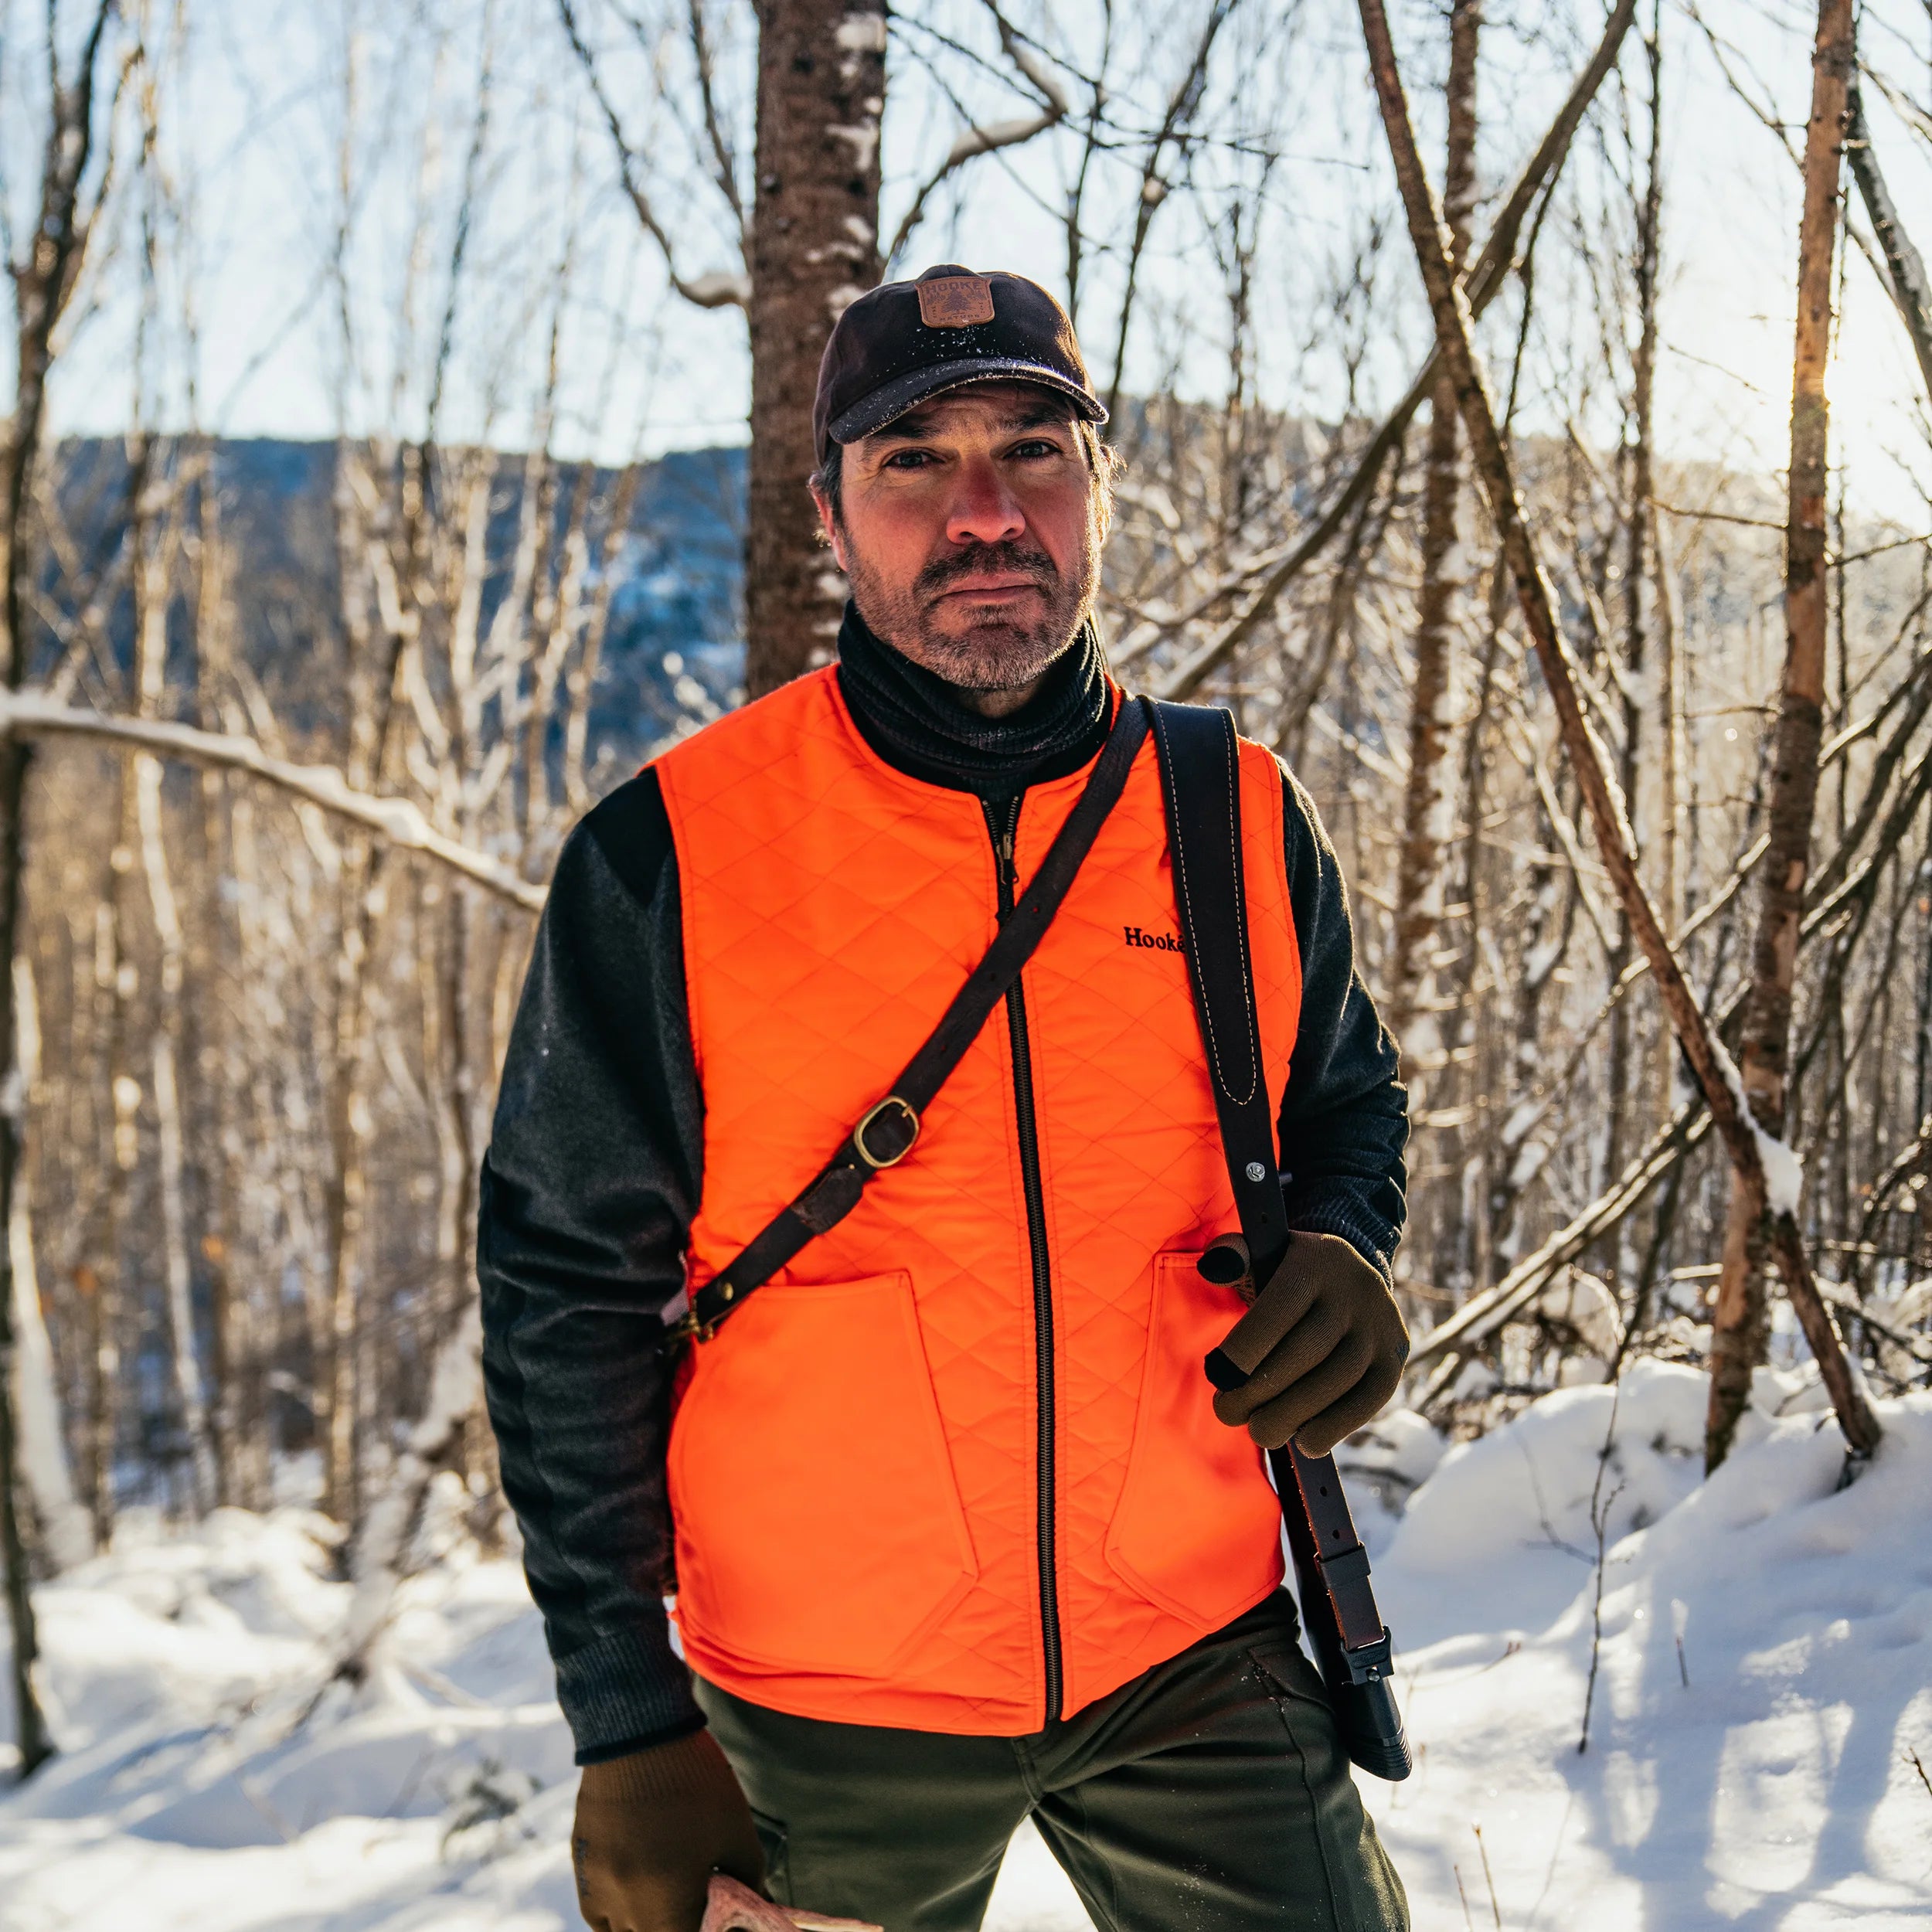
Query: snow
832 12 887 55
945 115 1060 169
1757 1126 1808 1218
1709 1032 1809 1216
1527 1267 1625 1362
681 273 753 310
5 1370 1930 1930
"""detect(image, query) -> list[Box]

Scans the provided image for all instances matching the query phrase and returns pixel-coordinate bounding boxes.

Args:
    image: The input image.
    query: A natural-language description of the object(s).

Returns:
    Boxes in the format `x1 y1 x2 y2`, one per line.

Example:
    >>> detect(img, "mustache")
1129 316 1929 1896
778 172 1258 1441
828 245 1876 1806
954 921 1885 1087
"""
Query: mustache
917 540 1060 600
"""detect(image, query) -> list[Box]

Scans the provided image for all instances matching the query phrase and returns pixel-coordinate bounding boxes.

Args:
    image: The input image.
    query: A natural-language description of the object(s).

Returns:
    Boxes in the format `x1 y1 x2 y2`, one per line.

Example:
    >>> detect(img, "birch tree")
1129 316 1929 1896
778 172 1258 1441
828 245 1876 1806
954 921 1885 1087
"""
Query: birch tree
1386 0 1480 1053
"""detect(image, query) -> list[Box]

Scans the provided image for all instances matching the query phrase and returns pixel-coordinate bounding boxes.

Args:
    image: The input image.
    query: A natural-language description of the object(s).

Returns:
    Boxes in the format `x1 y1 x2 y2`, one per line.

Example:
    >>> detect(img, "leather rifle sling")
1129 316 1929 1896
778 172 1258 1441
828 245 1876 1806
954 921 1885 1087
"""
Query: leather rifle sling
662 693 1151 1345
1146 699 1389 1658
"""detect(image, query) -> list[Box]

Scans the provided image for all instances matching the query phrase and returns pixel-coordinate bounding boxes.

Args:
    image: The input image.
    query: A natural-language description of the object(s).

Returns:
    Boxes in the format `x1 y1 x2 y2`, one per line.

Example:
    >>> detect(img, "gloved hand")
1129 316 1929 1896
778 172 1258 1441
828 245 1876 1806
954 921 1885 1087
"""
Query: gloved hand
1208 1230 1409 1458
572 1727 765 1932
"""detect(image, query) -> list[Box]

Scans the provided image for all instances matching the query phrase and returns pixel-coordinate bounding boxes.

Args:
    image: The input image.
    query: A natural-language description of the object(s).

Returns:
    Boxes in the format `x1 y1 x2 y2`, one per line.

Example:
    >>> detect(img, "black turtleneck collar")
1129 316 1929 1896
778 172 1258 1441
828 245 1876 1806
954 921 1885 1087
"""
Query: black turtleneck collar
835 604 1111 799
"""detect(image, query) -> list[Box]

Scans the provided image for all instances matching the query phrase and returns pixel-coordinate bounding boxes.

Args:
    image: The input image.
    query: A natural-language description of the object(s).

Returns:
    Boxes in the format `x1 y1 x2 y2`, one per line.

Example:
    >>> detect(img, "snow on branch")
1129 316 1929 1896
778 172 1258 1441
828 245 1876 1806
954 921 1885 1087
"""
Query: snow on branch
0 692 548 913
1847 77 1932 403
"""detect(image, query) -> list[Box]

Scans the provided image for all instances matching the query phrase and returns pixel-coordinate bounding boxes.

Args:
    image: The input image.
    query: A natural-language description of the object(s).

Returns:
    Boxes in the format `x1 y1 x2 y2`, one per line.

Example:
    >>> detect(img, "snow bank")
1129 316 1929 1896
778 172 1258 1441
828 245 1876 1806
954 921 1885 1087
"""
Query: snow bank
1366 1376 1932 1930
0 1488 579 1930
4 1391 1930 1930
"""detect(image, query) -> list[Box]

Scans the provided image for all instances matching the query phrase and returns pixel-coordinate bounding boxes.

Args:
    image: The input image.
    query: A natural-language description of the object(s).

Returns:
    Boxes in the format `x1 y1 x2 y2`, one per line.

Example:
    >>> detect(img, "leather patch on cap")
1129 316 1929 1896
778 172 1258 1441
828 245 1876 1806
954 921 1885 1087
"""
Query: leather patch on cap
917 274 995 328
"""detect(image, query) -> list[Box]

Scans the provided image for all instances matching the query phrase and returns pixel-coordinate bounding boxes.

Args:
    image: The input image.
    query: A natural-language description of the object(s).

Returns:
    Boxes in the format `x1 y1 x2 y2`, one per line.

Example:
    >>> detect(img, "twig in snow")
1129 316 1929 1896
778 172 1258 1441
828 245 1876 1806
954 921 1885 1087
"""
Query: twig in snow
1454 1865 1476 1931
1578 1377 1628 1754
1473 1823 1502 1929
1907 1747 1932 1804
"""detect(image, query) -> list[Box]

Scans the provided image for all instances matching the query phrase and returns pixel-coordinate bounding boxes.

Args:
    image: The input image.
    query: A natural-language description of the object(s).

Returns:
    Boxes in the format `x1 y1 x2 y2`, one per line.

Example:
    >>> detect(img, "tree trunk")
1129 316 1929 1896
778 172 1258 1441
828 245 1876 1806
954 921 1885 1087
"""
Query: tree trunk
1706 0 1854 1472
332 1301 484 1688
81 827 134 1549
1490 836 1577 1262
192 480 258 1509
744 0 885 696
1601 10 1665 1247
0 649 44 1783
1386 0 1481 1051
132 477 217 1513
319 446 389 1526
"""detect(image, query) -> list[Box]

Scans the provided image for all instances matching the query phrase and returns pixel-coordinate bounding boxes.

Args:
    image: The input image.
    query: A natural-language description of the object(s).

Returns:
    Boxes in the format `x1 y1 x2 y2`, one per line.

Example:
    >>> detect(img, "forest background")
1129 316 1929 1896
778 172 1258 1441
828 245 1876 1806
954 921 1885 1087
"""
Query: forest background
0 0 1929 1888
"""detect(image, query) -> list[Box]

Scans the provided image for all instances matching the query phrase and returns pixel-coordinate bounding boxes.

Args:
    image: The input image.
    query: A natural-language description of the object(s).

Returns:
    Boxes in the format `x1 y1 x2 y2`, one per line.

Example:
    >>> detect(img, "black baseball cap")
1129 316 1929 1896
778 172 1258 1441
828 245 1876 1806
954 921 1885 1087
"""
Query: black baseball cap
812 265 1107 468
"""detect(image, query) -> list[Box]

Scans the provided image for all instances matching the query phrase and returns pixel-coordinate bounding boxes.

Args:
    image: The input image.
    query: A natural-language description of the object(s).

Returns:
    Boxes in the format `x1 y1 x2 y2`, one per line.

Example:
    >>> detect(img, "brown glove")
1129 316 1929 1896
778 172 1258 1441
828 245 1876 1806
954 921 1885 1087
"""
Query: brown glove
1209 1230 1409 1458
572 1728 765 1932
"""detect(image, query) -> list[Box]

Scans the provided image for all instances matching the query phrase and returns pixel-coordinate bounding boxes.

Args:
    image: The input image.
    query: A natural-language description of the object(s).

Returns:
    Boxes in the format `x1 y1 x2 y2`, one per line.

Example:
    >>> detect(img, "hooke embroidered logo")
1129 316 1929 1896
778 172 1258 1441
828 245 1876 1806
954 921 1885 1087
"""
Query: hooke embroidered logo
1123 926 1186 954
917 274 997 328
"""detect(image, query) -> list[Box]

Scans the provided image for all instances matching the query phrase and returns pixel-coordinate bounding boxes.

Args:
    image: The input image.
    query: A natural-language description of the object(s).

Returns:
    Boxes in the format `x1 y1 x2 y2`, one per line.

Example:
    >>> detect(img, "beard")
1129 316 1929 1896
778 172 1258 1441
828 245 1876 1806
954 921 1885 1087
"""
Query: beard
843 530 1097 692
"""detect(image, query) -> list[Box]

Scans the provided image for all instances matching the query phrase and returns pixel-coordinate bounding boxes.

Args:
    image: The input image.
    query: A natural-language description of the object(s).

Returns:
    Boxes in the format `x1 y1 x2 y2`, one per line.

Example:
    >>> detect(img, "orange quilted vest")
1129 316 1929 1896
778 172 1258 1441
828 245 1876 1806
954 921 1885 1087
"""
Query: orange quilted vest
654 668 1301 1733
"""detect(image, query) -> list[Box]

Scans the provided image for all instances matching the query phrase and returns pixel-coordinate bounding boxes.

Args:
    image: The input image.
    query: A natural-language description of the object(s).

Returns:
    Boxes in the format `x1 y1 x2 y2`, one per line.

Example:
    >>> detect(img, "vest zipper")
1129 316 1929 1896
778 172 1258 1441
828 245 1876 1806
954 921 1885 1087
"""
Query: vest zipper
985 793 1064 1727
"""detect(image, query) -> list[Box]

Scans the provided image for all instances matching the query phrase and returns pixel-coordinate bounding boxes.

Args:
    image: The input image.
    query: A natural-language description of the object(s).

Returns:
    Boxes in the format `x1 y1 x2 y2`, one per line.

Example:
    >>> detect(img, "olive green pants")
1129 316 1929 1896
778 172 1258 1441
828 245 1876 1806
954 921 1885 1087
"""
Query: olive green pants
693 1594 1407 1932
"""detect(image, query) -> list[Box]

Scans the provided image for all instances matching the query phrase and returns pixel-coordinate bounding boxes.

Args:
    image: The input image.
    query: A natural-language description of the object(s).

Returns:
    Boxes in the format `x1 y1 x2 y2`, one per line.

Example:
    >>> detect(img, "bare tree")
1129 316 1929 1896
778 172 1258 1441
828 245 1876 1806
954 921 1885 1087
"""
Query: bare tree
1706 0 1855 1472
0 0 123 1783
1356 0 1880 1463
1386 0 1481 1051
742 0 886 687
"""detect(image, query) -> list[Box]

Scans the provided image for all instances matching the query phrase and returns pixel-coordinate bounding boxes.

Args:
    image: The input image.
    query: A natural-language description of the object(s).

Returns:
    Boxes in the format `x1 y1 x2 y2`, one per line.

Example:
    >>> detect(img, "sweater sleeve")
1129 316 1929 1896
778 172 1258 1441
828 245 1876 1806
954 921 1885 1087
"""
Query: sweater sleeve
1274 766 1410 1281
478 767 706 1763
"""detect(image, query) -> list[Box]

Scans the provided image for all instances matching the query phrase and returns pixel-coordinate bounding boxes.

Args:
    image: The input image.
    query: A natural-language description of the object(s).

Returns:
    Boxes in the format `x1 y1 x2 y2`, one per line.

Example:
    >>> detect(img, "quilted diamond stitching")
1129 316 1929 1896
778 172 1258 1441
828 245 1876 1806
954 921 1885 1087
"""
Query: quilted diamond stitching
658 679 1297 1729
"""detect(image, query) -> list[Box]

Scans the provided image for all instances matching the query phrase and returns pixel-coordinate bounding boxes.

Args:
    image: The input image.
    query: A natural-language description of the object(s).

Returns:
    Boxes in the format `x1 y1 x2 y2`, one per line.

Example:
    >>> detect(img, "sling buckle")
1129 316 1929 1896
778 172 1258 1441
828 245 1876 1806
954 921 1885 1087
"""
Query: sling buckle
853 1094 920 1168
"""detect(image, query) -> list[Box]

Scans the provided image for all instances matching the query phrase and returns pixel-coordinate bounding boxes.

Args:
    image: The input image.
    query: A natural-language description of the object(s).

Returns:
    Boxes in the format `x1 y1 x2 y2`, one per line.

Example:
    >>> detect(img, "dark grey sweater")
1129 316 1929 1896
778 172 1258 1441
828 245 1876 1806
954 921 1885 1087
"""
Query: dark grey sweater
478 613 1408 1764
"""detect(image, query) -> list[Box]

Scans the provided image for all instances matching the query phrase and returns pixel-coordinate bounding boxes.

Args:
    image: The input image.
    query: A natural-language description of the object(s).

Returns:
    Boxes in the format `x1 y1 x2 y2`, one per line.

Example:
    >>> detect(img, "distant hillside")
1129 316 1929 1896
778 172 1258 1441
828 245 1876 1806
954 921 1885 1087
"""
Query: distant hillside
46 437 750 773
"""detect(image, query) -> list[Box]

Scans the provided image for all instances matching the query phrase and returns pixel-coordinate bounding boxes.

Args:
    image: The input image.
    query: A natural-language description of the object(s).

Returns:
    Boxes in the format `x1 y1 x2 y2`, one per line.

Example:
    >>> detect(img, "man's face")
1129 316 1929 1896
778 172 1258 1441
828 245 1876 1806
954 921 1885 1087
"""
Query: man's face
813 383 1105 696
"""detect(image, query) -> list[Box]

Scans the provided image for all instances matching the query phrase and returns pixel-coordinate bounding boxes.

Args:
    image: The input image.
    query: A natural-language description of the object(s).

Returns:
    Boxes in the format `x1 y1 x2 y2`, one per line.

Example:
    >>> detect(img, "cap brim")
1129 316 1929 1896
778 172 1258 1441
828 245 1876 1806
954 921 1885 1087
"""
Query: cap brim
828 359 1107 446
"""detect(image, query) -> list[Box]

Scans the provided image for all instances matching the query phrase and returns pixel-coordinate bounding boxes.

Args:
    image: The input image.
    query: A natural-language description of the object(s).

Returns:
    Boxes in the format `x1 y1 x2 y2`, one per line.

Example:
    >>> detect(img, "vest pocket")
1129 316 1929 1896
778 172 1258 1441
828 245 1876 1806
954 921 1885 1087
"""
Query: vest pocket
1104 1253 1287 1631
669 1271 978 1678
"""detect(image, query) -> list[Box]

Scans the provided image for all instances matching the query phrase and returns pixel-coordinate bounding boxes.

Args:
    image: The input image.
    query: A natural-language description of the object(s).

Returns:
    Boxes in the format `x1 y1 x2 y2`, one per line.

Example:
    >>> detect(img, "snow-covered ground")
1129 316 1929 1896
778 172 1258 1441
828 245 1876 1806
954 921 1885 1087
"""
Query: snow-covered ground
2 1363 1928 1930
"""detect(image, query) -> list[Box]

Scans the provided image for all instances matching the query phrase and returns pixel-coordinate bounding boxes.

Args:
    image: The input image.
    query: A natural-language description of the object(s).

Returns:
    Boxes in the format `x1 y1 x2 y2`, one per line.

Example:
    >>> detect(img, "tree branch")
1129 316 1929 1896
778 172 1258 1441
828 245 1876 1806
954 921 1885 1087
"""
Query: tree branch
0 694 546 913
1410 1103 1712 1373
1846 78 1932 401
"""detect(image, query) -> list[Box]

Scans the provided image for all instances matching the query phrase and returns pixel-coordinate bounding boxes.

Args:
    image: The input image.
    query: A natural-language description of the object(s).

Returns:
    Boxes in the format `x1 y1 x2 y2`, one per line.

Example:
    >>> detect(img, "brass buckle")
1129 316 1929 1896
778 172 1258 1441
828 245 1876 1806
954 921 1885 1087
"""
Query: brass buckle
668 1309 716 1345
853 1094 920 1169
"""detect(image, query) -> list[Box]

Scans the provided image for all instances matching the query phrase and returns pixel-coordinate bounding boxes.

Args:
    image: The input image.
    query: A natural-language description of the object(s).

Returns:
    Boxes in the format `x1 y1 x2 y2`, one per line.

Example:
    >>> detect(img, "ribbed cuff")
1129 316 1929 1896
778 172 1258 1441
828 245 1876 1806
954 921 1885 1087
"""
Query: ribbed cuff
1287 1196 1398 1284
575 1713 707 1766
553 1621 705 1764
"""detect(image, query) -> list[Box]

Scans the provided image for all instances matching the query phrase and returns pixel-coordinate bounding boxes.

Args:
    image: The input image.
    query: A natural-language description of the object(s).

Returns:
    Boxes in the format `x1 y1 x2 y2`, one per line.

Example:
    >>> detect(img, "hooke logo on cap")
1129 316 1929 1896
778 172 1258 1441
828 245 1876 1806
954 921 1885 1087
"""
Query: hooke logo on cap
917 274 997 328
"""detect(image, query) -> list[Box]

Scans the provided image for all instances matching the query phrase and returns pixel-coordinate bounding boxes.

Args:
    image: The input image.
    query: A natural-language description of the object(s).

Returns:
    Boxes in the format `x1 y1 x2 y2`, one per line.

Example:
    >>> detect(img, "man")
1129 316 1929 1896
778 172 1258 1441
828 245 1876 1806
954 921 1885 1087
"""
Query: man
481 265 1411 1932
